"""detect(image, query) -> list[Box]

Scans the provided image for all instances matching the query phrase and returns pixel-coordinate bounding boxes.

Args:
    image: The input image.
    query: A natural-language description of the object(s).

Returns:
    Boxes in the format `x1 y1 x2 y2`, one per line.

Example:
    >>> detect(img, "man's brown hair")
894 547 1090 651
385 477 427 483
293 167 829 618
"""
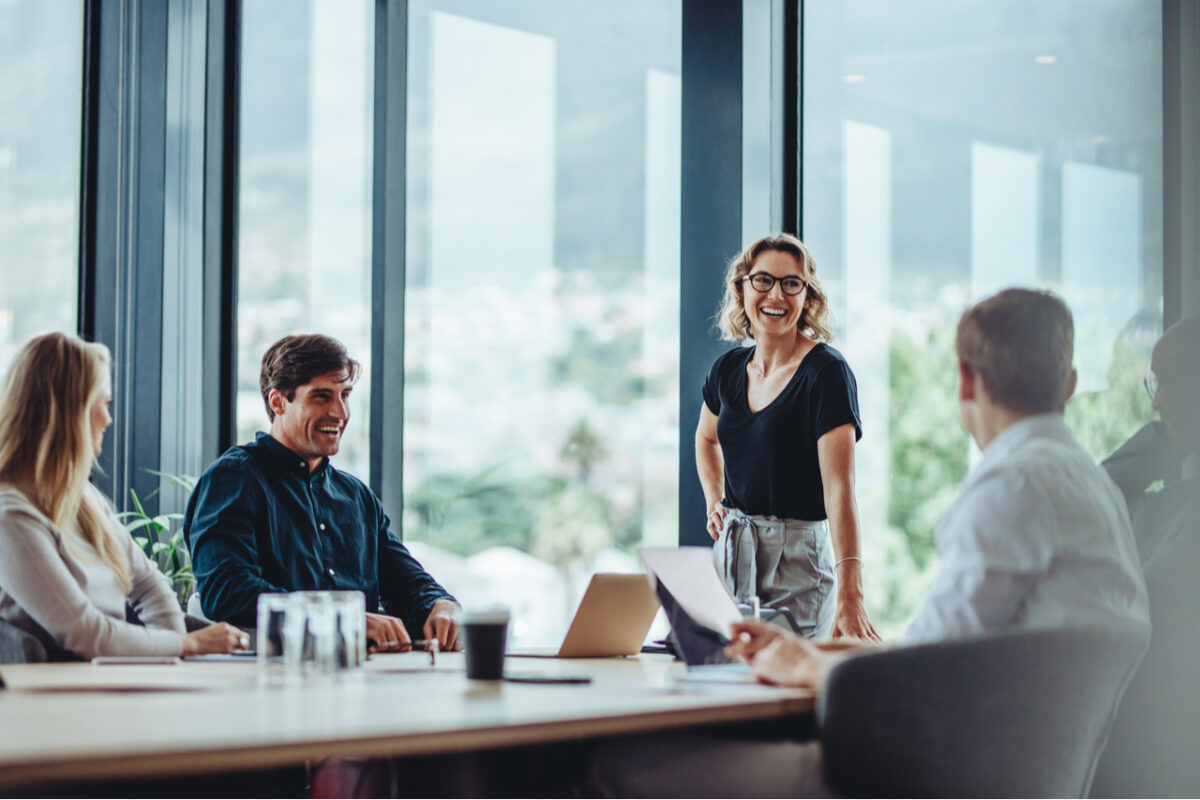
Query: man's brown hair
956 288 1074 414
259 334 362 421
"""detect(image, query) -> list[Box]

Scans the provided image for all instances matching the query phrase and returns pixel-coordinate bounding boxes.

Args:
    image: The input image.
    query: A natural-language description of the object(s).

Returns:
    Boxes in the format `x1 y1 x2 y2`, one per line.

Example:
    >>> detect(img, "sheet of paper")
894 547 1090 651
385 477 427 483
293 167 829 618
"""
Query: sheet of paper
637 547 743 637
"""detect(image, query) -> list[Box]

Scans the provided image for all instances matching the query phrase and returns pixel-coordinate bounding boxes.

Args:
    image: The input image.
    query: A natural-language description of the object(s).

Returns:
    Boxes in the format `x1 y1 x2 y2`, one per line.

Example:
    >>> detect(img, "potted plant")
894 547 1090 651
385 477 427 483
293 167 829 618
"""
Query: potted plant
119 471 197 608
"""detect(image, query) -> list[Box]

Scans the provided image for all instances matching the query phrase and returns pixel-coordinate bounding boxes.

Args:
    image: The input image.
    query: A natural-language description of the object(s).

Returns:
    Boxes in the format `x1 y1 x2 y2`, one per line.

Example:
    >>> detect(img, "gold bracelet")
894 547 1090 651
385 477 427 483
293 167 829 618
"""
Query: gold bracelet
834 555 862 568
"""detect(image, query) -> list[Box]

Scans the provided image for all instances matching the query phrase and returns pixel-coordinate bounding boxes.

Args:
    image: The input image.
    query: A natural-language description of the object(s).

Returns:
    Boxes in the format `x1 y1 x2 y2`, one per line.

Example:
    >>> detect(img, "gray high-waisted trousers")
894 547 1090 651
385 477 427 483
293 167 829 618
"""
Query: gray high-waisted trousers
713 507 835 639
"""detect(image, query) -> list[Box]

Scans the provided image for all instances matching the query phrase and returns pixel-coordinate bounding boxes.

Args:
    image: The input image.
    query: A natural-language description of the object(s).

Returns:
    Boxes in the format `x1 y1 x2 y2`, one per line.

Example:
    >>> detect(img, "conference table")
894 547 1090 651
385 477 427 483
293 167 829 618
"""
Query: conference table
0 652 815 793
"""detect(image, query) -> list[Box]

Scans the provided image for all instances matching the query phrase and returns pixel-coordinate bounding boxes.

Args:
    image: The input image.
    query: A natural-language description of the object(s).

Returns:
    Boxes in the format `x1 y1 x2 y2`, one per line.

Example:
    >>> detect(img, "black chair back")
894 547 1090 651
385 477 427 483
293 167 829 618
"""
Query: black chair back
818 626 1149 798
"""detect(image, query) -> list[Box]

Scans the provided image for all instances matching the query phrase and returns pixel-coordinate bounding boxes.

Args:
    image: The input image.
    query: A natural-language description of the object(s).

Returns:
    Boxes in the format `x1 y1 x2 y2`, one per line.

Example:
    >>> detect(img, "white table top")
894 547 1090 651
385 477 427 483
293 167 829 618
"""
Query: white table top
0 652 814 788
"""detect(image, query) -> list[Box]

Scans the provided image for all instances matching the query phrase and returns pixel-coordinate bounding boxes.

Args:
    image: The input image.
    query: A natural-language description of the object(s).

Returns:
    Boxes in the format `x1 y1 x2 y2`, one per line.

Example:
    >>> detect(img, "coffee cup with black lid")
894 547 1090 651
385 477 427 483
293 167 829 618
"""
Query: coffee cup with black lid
462 608 510 680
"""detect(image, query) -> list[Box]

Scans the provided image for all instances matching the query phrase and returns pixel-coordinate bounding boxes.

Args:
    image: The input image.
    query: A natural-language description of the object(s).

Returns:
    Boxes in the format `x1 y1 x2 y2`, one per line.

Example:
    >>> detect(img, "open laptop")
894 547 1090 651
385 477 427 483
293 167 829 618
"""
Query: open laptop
638 547 755 681
507 573 660 658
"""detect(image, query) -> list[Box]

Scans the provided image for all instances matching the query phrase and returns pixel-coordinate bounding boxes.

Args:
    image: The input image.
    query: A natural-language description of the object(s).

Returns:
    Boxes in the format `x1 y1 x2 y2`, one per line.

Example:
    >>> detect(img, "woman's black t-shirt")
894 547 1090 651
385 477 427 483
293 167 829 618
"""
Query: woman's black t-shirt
702 343 862 521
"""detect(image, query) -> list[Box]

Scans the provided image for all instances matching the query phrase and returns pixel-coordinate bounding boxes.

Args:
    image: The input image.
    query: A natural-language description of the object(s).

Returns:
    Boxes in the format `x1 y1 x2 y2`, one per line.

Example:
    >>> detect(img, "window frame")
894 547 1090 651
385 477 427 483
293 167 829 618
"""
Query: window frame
72 0 1197 533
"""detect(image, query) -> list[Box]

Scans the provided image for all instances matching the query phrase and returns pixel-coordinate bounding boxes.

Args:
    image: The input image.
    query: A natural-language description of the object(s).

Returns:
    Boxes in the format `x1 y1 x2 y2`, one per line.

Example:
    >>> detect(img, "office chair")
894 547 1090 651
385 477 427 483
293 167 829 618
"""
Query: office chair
818 625 1149 798
0 618 48 663
1090 531 1200 797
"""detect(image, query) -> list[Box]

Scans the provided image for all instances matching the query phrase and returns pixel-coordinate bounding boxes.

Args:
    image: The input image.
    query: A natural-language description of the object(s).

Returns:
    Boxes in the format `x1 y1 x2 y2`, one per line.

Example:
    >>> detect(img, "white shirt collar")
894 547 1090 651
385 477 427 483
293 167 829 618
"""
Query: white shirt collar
975 413 1073 473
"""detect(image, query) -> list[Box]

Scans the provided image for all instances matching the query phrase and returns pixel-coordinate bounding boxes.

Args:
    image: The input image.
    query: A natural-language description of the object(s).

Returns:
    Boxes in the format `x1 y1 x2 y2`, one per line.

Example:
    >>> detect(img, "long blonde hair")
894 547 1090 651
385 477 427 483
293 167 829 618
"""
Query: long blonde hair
715 233 834 343
0 333 131 592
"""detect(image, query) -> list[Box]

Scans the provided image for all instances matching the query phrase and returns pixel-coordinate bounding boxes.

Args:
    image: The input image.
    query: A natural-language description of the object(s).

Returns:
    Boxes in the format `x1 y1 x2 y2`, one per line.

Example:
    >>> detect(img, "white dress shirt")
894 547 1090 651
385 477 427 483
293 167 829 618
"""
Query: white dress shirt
905 414 1150 643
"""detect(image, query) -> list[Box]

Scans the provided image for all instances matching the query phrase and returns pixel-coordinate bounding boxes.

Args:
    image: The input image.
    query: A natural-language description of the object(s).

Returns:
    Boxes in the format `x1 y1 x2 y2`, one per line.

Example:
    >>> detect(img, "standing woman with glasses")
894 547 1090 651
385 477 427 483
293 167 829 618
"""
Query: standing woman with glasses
697 233 878 641
0 333 248 659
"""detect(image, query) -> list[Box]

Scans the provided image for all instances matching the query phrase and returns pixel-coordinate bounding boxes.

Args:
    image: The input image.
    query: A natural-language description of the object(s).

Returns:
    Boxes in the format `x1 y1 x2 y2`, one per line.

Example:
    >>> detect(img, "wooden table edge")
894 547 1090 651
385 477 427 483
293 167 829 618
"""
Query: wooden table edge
0 693 814 789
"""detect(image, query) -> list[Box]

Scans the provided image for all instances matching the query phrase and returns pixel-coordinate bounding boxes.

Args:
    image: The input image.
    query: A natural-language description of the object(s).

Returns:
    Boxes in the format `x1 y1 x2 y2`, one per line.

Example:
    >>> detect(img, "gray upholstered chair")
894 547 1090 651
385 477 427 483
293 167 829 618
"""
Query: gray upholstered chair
1090 533 1200 797
0 618 49 664
818 625 1149 798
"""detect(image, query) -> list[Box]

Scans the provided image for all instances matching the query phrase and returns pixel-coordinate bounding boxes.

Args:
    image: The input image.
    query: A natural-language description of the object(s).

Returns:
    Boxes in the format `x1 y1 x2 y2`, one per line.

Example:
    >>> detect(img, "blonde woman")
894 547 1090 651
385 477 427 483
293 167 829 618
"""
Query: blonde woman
697 234 878 641
0 333 247 659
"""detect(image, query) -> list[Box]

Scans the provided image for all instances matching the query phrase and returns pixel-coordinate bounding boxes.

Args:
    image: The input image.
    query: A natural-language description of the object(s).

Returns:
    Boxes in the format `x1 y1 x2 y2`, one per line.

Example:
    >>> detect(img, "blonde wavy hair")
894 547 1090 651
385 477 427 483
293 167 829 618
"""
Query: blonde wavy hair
0 333 131 593
715 233 834 343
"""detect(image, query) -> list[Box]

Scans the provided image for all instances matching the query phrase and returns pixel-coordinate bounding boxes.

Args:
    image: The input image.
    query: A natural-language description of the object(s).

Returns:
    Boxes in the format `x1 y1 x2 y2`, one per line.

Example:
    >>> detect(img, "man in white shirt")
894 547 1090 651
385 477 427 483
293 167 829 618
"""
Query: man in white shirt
590 289 1150 797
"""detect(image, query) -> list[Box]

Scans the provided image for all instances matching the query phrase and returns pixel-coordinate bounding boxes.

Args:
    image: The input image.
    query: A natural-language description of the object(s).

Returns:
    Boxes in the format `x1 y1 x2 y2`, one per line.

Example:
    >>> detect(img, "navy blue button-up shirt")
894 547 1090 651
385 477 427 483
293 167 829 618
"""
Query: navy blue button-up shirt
184 432 453 631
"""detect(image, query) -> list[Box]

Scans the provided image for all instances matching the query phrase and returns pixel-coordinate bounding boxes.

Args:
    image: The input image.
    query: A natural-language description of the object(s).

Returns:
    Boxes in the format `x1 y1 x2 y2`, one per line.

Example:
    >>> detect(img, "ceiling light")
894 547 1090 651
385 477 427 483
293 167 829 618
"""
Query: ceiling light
842 74 866 83
1034 55 1057 64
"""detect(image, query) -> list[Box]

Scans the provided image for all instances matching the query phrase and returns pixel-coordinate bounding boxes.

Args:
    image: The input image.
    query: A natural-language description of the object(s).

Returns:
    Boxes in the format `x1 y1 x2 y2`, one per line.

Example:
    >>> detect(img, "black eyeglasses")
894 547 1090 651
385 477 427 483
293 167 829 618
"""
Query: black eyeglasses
1144 374 1158 404
741 273 808 296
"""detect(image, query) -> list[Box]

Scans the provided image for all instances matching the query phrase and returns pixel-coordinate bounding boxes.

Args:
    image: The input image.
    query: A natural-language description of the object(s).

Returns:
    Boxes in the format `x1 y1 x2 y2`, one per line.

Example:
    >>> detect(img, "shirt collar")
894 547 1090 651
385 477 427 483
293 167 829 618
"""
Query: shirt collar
976 413 1073 471
254 431 328 479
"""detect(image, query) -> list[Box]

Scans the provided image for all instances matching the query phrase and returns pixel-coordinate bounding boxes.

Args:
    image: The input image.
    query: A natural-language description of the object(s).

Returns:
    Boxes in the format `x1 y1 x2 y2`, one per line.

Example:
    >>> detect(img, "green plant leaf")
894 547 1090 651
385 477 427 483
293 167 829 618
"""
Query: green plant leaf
142 468 198 499
125 518 161 534
129 490 148 518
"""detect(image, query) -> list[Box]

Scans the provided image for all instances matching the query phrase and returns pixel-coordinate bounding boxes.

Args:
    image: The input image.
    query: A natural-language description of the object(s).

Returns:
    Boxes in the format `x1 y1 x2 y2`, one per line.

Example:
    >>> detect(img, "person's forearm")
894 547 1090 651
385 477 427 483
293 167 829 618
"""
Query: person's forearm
825 486 865 603
383 587 455 636
695 434 725 509
379 538 455 632
194 565 284 628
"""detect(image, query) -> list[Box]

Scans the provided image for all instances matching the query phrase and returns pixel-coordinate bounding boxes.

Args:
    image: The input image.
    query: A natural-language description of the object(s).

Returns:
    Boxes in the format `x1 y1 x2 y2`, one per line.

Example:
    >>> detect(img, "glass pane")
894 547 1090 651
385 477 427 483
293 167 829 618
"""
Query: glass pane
742 0 780 244
236 0 374 479
803 0 1163 635
0 0 83 373
404 1 682 646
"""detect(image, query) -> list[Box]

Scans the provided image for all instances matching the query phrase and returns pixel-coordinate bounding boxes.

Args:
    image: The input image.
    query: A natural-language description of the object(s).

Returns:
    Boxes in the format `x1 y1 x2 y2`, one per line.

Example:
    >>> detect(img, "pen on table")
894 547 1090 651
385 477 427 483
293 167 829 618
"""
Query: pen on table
370 638 439 664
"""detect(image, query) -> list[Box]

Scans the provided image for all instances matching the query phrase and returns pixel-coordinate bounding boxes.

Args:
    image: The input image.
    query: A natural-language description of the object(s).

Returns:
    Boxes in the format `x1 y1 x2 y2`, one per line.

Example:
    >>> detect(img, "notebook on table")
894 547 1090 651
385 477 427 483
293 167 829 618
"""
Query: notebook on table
506 572 661 659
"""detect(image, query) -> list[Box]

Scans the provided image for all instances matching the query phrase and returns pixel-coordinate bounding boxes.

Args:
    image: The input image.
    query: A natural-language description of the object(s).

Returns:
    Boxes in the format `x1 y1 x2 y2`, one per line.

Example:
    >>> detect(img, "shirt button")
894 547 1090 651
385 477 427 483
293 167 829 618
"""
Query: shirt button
299 461 305 468
319 523 326 531
328 568 336 576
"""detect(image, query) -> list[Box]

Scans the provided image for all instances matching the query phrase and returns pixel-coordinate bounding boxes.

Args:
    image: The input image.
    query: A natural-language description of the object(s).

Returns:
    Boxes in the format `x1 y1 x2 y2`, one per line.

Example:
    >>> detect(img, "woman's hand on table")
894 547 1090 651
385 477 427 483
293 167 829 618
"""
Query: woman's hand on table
830 595 880 642
180 622 251 656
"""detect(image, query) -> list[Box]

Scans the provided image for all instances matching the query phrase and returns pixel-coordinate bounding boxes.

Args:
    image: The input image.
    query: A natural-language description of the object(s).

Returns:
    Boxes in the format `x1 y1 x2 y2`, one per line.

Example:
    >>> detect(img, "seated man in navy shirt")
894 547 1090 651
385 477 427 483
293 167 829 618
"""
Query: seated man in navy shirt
185 334 459 651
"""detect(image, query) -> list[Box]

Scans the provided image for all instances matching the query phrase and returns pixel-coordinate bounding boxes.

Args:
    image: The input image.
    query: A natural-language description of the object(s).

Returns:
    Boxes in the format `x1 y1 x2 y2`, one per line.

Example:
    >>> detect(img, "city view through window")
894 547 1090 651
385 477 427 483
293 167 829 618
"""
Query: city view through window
401 1 681 645
804 0 1163 635
0 0 82 375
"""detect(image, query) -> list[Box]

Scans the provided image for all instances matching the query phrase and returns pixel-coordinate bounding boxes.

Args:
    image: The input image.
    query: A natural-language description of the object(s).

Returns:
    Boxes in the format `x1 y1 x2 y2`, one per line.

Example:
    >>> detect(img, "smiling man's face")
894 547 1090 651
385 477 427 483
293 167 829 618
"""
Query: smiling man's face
268 370 353 472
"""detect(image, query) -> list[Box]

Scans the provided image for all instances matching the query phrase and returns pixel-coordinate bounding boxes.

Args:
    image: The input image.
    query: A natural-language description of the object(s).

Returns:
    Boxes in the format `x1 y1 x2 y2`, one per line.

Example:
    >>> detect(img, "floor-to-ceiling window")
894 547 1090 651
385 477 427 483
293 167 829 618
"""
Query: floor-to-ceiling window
236 0 375 480
402 0 682 645
0 0 83 373
803 0 1164 635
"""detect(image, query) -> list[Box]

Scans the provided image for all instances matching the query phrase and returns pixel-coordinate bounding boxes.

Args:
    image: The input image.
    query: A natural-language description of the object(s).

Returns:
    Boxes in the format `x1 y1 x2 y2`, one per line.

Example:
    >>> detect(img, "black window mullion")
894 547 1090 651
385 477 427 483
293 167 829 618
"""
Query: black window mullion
370 0 408 515
203 0 242 462
678 0 744 547
786 0 801 237
77 0 102 343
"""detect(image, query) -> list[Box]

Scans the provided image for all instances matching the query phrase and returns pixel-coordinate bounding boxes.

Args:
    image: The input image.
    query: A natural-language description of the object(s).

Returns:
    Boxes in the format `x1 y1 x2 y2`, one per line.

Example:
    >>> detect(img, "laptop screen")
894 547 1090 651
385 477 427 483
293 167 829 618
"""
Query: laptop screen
653 580 738 667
